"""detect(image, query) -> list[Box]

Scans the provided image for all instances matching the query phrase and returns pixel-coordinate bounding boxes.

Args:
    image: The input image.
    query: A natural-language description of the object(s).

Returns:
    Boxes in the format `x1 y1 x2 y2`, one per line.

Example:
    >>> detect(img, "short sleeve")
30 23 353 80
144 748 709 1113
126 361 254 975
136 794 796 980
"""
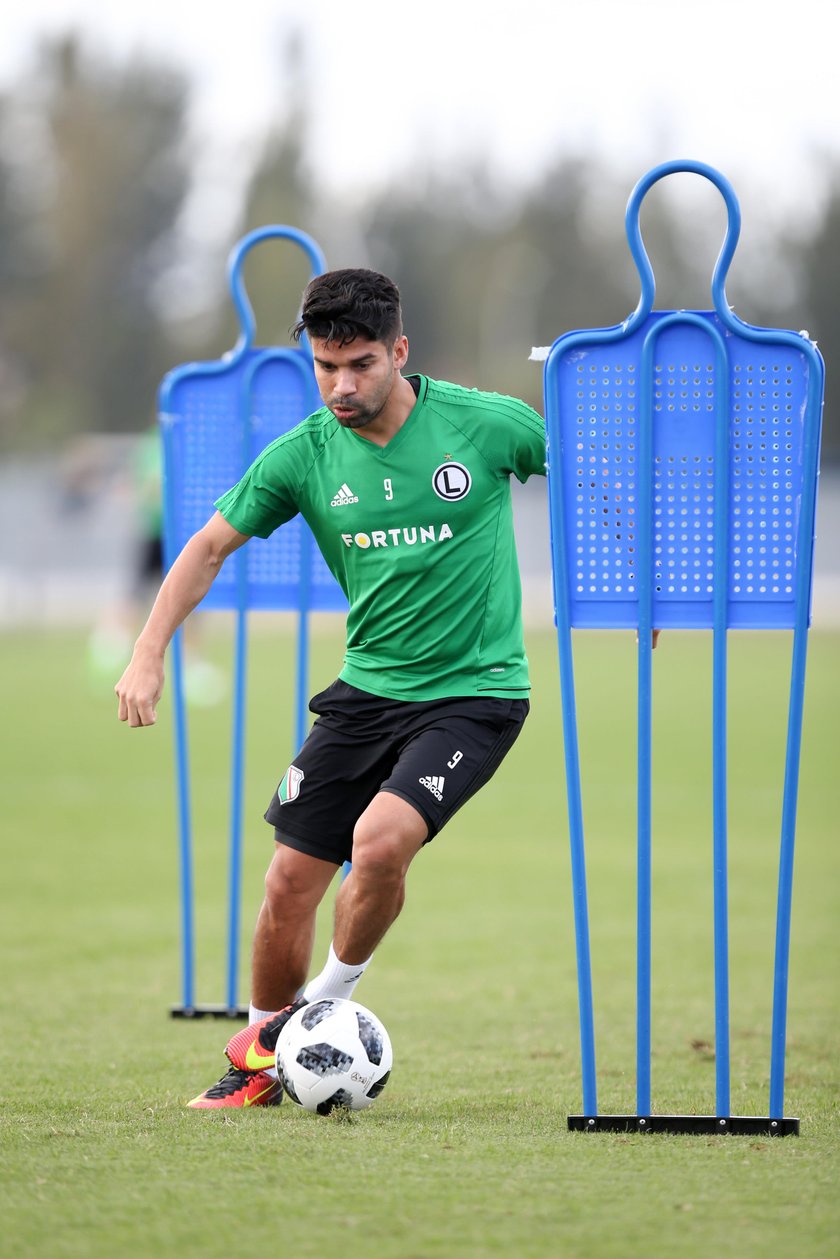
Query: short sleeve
214 434 306 539
477 395 547 483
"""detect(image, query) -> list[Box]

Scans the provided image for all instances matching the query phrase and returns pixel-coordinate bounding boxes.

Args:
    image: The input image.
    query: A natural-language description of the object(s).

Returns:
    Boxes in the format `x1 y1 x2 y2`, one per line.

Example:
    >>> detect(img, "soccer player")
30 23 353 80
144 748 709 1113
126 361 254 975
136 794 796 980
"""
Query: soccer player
115 269 547 1107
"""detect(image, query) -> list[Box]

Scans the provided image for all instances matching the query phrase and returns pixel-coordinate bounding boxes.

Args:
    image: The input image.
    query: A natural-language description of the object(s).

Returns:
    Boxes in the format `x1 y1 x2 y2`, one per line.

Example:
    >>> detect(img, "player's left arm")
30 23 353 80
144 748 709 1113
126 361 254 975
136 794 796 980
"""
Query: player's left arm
484 396 547 482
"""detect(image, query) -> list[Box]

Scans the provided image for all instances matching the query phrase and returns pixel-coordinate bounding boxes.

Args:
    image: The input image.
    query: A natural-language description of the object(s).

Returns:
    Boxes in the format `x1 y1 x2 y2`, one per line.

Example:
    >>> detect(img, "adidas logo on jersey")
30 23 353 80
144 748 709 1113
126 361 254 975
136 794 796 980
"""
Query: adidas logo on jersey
330 483 359 507
419 775 445 801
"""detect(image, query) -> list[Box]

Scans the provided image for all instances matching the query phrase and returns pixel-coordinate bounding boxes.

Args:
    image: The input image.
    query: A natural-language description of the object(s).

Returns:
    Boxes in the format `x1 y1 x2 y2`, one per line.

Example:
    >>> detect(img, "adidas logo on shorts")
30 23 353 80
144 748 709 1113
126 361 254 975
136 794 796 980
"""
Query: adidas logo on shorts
418 775 445 801
330 482 359 507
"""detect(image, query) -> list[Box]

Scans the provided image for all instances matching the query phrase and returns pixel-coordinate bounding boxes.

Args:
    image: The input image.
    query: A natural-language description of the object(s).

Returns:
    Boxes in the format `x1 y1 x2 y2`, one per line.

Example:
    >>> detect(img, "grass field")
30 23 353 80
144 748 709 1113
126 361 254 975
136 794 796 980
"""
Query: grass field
1 623 838 1259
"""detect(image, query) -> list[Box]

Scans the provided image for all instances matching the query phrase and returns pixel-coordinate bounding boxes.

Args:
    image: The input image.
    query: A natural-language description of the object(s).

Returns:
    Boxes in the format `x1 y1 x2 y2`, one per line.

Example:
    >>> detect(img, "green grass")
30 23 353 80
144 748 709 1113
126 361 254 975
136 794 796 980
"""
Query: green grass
1 624 838 1258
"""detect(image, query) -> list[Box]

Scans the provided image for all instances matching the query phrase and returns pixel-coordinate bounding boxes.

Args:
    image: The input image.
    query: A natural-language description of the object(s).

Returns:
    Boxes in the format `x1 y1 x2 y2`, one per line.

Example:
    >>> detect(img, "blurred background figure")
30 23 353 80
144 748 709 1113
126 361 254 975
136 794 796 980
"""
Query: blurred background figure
85 425 226 705
86 425 162 674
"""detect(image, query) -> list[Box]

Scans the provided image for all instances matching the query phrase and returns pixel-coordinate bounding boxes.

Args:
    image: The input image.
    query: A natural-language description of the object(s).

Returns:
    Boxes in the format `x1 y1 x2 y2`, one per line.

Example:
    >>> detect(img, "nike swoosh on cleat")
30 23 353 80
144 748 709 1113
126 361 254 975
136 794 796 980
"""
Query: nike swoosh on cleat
244 1042 277 1071
243 1081 277 1107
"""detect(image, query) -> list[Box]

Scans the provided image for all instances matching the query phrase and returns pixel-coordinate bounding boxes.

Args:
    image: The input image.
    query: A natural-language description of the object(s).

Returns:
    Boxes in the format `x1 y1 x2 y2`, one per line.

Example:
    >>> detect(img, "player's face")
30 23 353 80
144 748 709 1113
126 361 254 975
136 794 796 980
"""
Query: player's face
311 335 409 429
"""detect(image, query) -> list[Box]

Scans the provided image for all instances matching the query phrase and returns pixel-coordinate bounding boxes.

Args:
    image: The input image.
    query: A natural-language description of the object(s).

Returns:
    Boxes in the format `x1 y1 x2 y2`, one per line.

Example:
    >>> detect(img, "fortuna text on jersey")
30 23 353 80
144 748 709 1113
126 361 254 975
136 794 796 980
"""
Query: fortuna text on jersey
341 523 453 549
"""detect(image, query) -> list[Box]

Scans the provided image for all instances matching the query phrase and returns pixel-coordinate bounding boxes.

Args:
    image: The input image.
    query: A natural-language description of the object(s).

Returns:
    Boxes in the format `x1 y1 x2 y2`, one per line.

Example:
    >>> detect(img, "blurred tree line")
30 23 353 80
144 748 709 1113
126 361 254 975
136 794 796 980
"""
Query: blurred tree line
0 32 836 457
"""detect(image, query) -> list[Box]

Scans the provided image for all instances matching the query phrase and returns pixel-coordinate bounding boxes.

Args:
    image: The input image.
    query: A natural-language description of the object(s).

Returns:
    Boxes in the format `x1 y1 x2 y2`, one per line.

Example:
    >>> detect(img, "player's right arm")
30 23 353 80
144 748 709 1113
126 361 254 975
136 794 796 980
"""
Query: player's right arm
115 511 250 728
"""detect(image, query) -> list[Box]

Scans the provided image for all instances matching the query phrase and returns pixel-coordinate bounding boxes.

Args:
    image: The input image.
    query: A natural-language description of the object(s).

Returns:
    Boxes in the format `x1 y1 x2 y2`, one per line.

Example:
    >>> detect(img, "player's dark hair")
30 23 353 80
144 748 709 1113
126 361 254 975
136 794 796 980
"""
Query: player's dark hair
292 268 403 347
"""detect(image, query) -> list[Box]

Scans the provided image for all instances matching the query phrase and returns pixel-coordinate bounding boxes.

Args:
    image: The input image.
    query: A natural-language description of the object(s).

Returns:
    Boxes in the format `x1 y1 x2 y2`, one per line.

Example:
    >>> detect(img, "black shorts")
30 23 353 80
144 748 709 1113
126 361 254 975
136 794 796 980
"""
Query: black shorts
132 535 163 598
264 680 529 866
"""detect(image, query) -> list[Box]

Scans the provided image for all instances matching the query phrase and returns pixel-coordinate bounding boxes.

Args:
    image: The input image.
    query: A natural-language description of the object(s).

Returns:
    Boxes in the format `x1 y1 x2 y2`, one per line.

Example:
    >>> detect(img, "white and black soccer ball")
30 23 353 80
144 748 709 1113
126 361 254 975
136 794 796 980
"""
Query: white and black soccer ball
275 998 393 1114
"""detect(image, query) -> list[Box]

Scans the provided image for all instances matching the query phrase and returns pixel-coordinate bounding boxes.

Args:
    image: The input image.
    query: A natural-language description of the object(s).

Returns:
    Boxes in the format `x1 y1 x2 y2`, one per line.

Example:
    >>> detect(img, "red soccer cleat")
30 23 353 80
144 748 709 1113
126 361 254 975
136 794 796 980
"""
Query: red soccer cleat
225 998 308 1073
186 1067 282 1109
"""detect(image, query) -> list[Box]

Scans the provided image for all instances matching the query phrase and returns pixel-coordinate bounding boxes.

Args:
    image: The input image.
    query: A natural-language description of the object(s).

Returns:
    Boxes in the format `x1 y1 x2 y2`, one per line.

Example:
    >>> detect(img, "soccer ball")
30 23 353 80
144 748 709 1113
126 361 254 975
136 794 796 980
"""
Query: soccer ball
275 998 393 1114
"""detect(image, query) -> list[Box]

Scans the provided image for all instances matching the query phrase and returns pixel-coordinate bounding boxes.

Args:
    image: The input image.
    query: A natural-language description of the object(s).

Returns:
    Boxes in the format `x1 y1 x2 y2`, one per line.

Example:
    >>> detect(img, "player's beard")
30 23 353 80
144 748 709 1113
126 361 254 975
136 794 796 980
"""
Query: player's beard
328 370 395 429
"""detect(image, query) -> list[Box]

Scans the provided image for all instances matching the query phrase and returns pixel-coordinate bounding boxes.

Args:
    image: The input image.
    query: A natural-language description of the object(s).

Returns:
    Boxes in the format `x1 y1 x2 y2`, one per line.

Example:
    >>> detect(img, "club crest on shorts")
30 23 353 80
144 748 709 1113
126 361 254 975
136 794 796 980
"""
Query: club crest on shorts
277 765 304 804
432 461 471 501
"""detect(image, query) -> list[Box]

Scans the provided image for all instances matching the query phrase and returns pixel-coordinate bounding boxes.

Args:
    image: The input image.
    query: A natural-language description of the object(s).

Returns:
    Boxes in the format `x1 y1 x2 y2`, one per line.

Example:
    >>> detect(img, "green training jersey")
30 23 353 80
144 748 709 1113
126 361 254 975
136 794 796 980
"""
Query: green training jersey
215 375 546 701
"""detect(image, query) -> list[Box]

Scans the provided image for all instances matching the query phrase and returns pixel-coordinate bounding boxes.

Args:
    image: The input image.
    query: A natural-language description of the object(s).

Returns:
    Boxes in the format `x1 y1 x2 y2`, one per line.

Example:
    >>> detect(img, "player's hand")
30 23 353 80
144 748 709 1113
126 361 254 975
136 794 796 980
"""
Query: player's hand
115 650 164 727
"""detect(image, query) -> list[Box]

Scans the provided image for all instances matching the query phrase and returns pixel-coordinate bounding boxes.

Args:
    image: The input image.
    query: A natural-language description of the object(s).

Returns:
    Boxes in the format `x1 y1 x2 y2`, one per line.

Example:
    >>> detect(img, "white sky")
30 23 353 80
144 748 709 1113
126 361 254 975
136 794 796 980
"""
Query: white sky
2 0 838 229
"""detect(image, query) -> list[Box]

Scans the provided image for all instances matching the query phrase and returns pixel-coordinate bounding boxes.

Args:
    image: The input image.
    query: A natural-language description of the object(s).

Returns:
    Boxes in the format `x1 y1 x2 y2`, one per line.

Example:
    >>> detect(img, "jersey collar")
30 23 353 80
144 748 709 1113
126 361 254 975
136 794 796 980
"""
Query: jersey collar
344 374 428 457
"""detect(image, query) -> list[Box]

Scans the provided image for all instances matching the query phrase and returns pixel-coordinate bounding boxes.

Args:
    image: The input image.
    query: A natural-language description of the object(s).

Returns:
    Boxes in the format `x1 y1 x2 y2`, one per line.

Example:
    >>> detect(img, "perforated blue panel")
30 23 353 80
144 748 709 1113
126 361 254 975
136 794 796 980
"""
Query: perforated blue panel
547 161 824 1129
160 348 347 613
547 312 816 629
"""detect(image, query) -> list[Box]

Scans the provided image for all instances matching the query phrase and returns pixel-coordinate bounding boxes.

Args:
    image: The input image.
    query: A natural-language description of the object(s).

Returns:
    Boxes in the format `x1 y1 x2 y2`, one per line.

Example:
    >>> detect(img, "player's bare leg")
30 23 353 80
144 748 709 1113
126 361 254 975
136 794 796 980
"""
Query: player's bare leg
332 791 427 965
189 848 338 1106
250 845 339 1011
189 795 424 1108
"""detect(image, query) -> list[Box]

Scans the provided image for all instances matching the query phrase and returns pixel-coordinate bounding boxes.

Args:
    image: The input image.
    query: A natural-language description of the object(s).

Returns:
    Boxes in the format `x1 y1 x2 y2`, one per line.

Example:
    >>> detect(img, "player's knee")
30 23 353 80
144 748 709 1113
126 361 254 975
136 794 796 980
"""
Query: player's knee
264 852 322 913
351 823 411 885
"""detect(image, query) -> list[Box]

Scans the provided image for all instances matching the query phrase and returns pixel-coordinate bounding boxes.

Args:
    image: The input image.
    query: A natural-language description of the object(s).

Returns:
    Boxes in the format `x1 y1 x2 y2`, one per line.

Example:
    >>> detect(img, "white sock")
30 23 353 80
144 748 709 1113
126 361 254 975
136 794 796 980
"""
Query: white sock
302 942 372 1001
249 1003 276 1026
